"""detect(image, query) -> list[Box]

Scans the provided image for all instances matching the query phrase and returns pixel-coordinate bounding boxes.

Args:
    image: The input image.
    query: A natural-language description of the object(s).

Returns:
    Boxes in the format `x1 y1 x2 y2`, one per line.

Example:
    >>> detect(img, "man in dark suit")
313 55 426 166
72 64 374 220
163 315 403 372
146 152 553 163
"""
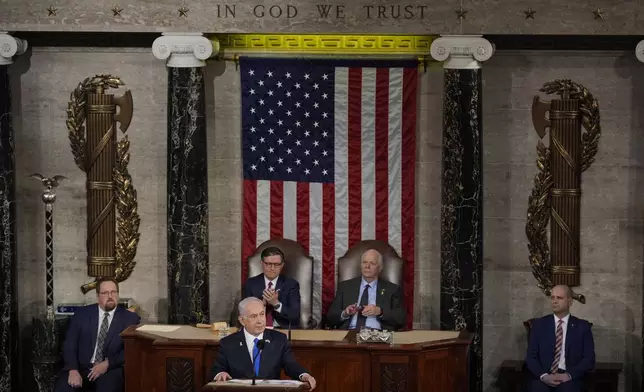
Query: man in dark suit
54 278 141 392
243 246 302 328
326 248 405 331
212 297 316 389
525 284 595 392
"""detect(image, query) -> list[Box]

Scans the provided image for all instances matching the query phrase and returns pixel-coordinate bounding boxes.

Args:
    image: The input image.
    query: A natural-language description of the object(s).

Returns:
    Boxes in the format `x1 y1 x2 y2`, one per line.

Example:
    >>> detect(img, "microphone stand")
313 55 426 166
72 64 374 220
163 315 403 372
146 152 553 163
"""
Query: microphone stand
251 339 265 385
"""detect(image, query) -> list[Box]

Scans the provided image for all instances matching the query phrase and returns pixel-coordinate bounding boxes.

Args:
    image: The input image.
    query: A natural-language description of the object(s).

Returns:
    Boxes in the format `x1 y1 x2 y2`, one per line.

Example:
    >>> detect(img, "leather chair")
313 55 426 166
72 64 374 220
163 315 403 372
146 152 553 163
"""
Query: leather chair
246 239 315 328
336 240 404 288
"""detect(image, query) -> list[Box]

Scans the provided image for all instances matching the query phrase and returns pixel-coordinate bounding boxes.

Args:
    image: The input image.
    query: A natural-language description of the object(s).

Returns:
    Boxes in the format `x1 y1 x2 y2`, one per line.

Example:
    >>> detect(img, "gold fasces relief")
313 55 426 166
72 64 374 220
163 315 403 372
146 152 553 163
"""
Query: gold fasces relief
66 75 141 294
526 80 601 303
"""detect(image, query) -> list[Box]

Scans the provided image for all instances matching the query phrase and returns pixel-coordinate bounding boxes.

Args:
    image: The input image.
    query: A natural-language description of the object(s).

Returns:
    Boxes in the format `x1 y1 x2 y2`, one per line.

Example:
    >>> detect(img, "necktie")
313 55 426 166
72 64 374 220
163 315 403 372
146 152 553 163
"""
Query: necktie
355 284 370 329
252 338 262 376
266 282 274 327
550 319 564 373
94 312 110 363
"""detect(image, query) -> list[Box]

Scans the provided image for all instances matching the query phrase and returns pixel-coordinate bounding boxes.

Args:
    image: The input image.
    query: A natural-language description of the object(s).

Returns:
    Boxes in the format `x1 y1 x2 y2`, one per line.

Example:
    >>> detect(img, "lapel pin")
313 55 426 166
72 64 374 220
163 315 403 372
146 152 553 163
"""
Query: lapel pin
380 289 385 295
239 342 243 347
265 339 271 343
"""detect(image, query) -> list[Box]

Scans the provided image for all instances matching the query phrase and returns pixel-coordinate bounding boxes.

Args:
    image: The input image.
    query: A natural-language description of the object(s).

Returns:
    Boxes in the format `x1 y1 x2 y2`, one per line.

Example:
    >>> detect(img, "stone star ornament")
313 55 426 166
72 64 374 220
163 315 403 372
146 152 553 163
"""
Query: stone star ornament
524 8 536 19
112 6 123 16
47 5 57 16
178 6 189 17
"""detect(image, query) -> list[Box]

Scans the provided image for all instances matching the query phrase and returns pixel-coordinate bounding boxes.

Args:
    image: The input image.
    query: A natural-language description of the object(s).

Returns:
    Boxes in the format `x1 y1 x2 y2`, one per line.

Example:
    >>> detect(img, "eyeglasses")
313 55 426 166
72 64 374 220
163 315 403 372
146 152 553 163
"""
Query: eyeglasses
99 290 119 296
262 261 283 269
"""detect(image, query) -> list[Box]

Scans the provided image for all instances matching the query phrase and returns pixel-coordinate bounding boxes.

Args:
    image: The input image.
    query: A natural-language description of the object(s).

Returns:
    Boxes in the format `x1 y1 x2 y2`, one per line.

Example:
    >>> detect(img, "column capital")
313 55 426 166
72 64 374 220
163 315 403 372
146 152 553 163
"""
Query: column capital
152 33 219 68
0 32 28 65
636 40 644 63
430 35 494 69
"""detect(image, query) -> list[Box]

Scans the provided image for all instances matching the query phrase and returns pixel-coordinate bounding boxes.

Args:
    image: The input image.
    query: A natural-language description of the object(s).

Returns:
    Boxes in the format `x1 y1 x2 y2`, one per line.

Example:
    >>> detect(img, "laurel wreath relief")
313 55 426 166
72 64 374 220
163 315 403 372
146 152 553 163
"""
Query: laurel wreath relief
526 80 601 304
66 75 141 294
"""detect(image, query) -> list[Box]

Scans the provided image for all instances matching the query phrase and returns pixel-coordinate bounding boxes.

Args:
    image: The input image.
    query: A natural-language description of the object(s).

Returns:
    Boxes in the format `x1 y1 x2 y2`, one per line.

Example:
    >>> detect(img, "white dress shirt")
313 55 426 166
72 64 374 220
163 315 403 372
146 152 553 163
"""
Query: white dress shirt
264 276 282 327
90 306 116 363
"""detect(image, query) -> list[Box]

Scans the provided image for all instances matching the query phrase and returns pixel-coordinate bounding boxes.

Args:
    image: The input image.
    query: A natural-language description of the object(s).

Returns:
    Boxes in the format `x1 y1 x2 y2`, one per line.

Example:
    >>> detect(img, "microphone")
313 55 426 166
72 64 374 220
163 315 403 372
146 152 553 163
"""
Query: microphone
288 318 292 341
251 339 265 386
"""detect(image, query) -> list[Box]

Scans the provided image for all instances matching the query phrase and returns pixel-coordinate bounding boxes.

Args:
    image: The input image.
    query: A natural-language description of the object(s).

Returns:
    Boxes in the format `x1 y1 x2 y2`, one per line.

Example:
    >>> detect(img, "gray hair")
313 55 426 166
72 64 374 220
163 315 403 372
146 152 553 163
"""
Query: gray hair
238 297 264 317
361 249 384 269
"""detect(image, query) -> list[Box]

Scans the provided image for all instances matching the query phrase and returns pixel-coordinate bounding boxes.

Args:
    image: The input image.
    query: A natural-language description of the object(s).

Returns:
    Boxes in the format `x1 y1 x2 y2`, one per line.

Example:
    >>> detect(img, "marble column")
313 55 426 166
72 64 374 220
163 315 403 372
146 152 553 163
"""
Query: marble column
152 33 217 324
0 32 26 392
431 35 493 392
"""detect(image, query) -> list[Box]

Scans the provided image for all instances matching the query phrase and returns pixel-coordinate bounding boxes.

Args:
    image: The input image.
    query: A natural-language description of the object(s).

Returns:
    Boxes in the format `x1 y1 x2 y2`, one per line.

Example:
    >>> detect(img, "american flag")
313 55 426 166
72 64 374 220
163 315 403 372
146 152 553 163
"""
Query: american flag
240 58 417 327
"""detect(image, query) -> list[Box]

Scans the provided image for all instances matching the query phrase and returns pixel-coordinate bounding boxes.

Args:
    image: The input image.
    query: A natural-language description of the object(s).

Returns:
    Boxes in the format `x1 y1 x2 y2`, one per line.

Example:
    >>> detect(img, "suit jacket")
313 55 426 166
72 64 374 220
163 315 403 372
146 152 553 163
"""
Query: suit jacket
243 274 301 328
211 328 308 380
325 277 405 331
525 314 595 380
62 304 141 371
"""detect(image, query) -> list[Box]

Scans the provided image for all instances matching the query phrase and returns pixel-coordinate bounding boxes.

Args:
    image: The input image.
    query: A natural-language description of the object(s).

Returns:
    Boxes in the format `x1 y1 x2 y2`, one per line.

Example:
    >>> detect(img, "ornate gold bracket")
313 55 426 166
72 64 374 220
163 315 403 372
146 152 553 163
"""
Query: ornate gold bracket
66 75 141 294
526 80 601 303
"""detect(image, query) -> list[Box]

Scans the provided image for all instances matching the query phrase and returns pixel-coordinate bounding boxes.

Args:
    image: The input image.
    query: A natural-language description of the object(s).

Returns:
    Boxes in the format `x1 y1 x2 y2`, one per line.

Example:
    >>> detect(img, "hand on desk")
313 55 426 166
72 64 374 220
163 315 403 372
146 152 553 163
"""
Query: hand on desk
301 374 316 390
214 372 232 382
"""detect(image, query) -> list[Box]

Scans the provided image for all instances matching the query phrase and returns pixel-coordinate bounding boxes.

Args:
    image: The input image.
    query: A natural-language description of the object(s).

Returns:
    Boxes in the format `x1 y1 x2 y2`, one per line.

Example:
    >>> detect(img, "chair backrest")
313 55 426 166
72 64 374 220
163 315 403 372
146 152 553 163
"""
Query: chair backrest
336 240 404 288
247 239 314 328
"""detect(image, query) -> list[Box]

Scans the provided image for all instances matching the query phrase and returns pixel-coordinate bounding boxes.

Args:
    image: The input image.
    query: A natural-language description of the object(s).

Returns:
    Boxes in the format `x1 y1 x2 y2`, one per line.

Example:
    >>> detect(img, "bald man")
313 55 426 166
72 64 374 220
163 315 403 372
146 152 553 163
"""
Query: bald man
525 285 595 392
326 249 405 331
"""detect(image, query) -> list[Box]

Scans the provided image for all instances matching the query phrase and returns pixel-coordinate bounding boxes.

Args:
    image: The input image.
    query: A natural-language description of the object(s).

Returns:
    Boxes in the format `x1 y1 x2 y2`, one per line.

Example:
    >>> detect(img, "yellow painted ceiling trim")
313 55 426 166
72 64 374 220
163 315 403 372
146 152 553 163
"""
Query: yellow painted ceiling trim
210 34 436 56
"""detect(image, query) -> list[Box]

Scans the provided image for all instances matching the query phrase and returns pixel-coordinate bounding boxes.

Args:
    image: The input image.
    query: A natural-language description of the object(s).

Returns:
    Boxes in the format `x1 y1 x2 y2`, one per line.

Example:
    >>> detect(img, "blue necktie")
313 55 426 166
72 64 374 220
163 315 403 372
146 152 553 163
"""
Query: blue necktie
253 338 261 376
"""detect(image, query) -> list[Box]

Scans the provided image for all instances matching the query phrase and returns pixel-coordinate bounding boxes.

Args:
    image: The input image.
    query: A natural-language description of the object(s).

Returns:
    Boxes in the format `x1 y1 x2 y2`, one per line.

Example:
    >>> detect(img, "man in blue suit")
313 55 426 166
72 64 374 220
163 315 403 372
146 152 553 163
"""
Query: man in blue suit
243 246 301 328
525 284 595 392
54 278 141 392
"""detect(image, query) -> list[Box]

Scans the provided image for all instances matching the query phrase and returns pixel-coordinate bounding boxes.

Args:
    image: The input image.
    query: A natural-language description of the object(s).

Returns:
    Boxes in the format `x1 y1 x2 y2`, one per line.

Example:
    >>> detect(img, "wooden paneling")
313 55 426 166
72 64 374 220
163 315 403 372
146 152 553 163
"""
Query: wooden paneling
122 327 472 392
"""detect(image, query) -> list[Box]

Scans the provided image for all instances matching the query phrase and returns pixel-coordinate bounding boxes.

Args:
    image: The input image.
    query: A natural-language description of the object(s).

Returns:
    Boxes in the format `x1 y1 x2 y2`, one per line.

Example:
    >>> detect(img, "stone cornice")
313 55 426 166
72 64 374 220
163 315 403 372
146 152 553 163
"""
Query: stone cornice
152 33 218 68
0 32 28 65
430 35 494 69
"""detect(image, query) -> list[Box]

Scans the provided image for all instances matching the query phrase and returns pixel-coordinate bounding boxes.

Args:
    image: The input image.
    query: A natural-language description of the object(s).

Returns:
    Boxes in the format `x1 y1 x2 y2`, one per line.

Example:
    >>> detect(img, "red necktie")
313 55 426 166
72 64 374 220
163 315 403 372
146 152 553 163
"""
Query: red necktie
550 319 564 373
266 282 274 327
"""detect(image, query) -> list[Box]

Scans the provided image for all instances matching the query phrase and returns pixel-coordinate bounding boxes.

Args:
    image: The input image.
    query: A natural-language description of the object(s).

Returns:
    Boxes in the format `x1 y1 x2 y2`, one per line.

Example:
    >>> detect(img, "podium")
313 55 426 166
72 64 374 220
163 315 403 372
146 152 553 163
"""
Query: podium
203 380 310 391
122 325 472 392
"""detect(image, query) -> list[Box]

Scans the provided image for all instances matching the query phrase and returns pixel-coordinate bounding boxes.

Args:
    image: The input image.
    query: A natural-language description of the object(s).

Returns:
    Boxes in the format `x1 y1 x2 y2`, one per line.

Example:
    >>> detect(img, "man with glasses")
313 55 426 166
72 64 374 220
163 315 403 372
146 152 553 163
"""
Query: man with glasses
243 247 302 327
54 278 141 392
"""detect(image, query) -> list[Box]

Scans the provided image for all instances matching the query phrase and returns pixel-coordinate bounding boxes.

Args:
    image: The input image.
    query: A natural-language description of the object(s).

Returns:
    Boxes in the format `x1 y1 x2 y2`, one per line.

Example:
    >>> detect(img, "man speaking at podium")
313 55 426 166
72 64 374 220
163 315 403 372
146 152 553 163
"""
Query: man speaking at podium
212 297 316 390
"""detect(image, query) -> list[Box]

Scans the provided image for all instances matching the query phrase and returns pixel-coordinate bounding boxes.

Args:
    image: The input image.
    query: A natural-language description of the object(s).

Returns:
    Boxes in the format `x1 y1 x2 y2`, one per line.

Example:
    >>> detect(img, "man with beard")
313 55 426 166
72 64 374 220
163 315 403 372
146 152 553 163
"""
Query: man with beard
212 297 316 390
54 278 141 392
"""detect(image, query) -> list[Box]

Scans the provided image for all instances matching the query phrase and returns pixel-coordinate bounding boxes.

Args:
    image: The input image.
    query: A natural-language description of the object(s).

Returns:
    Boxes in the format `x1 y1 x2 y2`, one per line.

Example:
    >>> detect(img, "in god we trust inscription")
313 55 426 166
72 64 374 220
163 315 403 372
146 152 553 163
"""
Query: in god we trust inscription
207 3 436 20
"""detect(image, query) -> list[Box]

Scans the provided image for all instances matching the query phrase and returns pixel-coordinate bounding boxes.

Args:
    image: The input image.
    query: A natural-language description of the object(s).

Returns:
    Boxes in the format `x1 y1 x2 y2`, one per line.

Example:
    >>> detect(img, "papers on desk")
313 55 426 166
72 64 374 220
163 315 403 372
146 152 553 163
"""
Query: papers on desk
227 379 303 386
137 325 181 333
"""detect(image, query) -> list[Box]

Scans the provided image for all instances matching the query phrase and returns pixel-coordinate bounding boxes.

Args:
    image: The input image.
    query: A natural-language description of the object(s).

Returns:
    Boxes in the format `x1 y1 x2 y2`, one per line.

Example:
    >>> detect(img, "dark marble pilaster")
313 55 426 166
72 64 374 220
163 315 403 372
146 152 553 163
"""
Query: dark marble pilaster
153 34 214 325
431 36 494 392
637 40 644 390
0 33 27 392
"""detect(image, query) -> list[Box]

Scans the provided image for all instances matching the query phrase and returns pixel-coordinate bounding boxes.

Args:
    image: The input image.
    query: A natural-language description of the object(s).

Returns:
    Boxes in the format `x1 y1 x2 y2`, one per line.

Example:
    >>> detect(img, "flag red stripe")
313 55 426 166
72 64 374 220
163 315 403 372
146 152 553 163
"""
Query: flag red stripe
297 182 310 253
270 181 283 239
322 183 335 314
347 67 362 248
375 68 389 242
401 68 417 328
242 179 257 284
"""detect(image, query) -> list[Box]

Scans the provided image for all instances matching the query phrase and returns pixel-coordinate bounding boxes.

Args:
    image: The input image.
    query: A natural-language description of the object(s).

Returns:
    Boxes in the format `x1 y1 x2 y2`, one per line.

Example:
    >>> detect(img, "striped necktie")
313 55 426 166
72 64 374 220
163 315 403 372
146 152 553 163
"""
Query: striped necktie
95 312 110 363
550 319 564 373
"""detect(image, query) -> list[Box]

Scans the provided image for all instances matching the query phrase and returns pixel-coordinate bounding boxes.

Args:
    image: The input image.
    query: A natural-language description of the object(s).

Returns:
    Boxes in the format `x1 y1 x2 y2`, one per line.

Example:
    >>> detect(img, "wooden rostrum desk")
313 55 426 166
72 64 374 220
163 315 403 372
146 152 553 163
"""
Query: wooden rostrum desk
121 325 472 392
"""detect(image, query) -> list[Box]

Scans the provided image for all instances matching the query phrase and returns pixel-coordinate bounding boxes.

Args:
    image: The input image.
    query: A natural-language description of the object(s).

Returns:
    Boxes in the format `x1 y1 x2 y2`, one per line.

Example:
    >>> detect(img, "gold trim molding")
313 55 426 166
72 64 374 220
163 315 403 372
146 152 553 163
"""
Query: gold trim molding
211 34 435 55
